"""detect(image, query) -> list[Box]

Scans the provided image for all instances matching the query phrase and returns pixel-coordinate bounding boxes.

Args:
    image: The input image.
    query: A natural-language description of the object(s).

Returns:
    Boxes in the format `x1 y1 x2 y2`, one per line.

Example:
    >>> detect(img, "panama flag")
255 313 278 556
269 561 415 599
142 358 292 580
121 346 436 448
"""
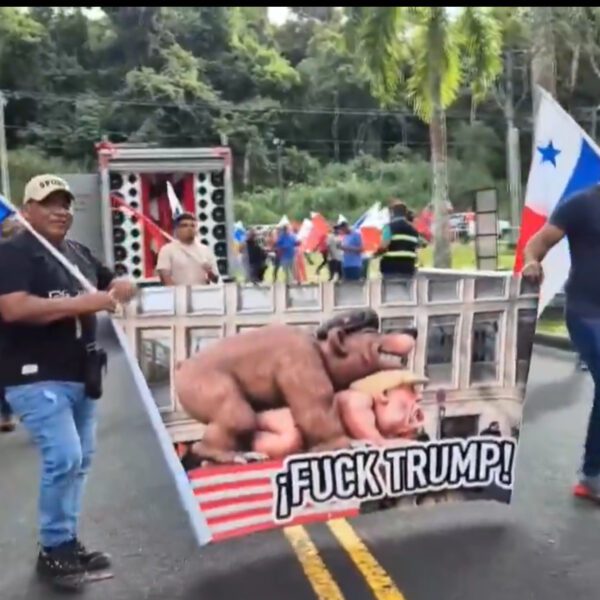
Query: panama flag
353 202 381 229
0 194 16 232
514 86 600 314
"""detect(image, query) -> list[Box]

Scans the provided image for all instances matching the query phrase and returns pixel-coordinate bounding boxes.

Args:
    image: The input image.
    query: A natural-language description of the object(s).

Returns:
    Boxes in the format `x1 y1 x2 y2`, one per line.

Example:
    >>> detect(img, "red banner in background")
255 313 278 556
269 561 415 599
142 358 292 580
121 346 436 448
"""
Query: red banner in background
111 193 170 258
360 226 382 254
302 213 330 253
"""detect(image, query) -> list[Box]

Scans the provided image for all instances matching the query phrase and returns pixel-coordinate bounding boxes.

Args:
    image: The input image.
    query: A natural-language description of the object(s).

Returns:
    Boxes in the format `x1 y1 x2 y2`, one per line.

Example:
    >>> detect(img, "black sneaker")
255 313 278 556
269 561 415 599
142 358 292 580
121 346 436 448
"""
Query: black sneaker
36 544 86 591
74 539 112 572
0 414 16 433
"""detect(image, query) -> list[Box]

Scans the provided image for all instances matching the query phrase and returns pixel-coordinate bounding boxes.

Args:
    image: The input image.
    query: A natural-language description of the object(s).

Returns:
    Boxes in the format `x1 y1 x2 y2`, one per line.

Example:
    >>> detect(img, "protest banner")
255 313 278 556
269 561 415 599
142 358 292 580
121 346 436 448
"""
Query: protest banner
115 269 539 543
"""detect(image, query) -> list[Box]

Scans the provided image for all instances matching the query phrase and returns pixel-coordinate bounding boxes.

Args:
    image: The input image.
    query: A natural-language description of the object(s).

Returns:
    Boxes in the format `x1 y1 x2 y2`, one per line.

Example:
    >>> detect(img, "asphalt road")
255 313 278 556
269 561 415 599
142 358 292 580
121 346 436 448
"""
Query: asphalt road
1 336 599 600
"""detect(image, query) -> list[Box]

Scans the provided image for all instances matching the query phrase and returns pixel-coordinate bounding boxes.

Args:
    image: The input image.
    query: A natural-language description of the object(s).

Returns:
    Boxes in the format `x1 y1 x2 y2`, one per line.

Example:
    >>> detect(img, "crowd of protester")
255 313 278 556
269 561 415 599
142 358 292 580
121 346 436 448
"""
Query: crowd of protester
237 200 422 285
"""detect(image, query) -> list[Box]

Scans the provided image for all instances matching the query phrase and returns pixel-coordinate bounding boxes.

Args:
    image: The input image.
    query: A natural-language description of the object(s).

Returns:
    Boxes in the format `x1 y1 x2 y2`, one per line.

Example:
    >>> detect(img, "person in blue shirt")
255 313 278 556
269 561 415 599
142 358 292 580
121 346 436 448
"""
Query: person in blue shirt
339 222 364 281
275 225 299 283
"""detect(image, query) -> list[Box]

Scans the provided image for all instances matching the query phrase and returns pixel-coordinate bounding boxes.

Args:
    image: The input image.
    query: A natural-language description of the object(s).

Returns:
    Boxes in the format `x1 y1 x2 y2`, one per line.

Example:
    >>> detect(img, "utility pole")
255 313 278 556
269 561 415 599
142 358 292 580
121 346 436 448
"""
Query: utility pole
502 49 523 245
531 7 557 131
273 137 285 210
0 92 10 200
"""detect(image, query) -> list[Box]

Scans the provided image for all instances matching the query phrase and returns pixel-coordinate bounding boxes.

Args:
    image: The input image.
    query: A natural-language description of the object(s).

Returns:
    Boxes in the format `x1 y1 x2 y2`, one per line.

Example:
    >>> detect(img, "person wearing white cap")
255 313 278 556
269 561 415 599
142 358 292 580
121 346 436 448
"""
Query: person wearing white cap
0 174 136 591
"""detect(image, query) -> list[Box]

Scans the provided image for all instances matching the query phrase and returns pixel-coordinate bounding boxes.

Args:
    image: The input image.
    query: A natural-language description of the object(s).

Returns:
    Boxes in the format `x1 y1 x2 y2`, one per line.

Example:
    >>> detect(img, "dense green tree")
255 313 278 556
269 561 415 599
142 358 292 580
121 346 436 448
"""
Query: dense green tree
2 6 600 227
353 7 502 268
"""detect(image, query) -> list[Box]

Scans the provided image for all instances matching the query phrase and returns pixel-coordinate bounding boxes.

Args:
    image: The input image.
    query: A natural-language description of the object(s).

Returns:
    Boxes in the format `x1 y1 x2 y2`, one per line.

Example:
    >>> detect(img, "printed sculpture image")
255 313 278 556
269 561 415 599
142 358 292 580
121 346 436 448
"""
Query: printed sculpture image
174 309 418 465
253 369 428 459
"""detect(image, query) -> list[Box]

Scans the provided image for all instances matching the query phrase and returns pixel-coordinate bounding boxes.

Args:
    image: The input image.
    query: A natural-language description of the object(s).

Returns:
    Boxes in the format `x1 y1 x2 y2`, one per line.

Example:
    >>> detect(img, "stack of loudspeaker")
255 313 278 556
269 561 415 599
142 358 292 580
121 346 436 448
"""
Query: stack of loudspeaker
110 169 229 281
110 171 144 280
194 169 228 276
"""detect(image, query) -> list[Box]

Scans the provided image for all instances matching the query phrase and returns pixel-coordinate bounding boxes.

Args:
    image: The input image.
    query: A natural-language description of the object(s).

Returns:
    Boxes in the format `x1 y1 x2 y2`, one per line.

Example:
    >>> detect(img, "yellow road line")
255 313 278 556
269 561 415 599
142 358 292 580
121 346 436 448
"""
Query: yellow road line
327 518 407 600
284 525 345 600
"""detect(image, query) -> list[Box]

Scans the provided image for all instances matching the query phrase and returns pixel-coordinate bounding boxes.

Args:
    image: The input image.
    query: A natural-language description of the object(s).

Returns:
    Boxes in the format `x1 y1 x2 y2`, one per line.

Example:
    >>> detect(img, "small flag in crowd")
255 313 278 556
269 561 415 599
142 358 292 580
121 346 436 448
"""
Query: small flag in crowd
0 195 15 225
166 181 184 219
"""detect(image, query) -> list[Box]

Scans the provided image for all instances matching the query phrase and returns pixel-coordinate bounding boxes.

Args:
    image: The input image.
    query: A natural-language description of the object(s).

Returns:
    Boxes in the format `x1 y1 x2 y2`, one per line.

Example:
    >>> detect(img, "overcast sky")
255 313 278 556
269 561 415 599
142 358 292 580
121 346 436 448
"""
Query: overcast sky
268 7 290 24
76 7 291 23
75 7 461 26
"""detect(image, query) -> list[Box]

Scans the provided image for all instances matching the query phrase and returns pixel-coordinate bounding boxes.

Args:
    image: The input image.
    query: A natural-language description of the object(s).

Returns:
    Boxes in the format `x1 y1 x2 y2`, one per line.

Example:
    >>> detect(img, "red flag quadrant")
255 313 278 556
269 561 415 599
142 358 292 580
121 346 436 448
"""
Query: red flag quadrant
303 213 330 253
513 207 548 273
360 226 382 254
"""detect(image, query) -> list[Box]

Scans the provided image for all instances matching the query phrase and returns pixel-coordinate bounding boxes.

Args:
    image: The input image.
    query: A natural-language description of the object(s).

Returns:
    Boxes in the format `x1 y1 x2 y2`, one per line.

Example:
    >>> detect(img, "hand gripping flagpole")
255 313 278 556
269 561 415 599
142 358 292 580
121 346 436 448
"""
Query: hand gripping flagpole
0 195 212 547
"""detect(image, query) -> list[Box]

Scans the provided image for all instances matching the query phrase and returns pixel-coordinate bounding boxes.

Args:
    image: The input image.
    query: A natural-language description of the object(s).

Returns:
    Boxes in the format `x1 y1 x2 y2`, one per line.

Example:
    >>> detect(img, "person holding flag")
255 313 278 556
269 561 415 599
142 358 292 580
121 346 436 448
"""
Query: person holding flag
155 212 220 286
519 87 600 503
523 189 600 503
0 175 136 591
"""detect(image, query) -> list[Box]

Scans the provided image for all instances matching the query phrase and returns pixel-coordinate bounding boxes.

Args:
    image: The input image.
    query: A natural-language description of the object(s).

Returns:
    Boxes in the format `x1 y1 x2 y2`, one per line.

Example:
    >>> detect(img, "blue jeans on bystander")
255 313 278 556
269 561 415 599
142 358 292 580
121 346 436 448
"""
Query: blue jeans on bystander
5 381 97 549
566 312 600 477
0 388 12 419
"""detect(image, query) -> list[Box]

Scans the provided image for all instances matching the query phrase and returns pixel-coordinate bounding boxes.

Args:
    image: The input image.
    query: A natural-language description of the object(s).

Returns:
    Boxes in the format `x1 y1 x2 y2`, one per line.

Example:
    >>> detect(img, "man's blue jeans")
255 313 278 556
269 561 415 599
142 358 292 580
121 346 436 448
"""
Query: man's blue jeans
5 381 97 549
343 266 362 281
0 389 12 419
566 312 600 477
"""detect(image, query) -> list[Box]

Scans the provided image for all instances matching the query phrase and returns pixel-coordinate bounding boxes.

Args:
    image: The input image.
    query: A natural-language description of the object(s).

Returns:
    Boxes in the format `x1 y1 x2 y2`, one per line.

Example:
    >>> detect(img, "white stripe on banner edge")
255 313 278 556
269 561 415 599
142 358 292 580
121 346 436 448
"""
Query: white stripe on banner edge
110 319 213 546
203 499 274 519
198 484 272 503
191 469 278 489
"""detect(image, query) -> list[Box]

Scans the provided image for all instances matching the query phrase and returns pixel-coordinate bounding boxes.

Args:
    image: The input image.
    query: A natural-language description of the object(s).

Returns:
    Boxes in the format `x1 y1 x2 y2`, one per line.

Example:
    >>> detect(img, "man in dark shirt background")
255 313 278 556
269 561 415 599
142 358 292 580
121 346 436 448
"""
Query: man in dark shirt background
523 184 600 503
0 174 136 591
377 200 420 279
243 228 268 283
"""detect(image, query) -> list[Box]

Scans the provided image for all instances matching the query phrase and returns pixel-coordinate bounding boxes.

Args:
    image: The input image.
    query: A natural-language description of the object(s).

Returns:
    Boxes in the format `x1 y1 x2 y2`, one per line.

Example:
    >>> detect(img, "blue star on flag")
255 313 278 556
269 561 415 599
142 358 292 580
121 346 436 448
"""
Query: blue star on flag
537 141 561 166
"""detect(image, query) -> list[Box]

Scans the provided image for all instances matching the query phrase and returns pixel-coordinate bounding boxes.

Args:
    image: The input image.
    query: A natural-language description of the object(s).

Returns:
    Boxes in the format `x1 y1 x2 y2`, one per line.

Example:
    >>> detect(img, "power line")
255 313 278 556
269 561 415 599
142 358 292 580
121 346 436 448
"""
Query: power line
6 87 600 130
3 122 512 148
1 88 497 120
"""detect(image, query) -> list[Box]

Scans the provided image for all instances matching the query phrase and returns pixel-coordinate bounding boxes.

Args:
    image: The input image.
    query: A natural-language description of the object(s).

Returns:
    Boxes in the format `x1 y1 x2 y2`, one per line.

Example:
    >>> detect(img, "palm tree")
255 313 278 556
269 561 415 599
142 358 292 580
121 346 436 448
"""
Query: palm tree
350 7 502 268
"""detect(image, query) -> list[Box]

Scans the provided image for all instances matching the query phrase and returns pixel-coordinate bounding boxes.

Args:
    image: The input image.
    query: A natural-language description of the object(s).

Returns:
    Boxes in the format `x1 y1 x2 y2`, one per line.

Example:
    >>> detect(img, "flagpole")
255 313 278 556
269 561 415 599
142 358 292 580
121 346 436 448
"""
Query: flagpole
0 93 11 201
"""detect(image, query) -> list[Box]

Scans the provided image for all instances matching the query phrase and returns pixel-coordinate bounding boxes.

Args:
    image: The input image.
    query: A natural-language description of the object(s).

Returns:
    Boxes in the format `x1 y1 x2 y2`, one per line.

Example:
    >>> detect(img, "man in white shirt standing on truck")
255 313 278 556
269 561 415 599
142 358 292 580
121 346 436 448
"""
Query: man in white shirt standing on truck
156 212 220 286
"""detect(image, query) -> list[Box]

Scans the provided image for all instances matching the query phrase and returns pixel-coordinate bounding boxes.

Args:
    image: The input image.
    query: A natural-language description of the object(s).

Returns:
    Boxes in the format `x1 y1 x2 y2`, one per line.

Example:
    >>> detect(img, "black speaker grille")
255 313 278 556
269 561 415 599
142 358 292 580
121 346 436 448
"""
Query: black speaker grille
211 171 225 187
114 246 128 262
109 172 123 190
214 241 227 257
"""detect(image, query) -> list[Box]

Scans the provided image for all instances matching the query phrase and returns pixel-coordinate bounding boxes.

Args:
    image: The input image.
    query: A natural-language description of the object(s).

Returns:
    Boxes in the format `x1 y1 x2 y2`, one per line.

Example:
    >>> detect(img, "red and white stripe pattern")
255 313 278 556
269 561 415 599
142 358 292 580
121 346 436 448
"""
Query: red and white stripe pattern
188 460 361 542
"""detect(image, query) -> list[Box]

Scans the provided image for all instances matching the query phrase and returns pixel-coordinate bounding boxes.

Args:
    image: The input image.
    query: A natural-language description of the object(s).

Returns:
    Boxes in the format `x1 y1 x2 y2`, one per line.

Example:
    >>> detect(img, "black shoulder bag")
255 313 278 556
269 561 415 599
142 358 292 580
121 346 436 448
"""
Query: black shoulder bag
62 241 109 400
83 341 108 400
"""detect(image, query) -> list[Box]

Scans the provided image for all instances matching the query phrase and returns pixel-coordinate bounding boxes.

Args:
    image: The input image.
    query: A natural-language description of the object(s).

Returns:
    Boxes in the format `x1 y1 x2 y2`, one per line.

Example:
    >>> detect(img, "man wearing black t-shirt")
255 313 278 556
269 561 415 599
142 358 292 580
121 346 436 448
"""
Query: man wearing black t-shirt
0 174 136 591
523 183 600 504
